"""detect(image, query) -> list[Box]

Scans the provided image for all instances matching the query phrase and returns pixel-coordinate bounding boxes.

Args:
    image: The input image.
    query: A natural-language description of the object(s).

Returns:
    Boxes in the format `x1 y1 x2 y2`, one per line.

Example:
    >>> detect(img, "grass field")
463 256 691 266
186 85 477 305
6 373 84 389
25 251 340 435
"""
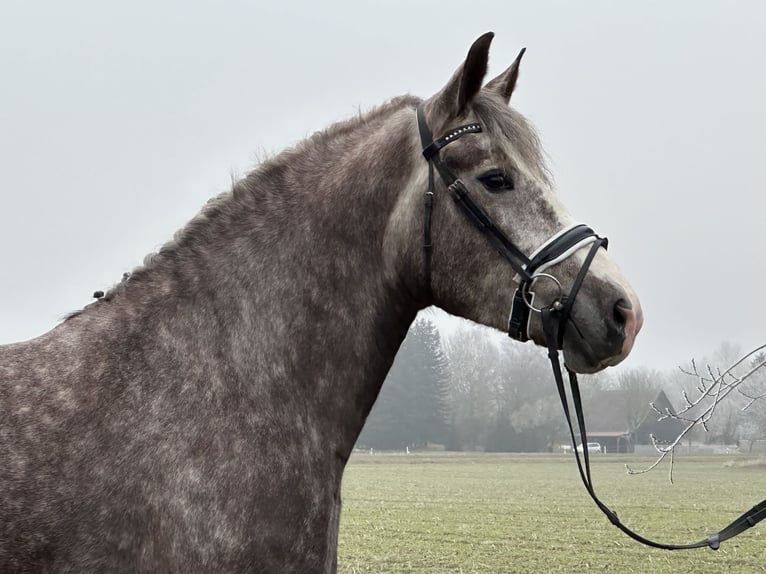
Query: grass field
337 452 765 573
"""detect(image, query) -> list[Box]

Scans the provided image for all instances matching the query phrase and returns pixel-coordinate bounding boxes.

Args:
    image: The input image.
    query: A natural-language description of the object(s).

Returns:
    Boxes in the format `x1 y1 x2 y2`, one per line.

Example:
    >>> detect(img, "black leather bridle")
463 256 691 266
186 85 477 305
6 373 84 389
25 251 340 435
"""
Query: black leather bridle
416 101 766 551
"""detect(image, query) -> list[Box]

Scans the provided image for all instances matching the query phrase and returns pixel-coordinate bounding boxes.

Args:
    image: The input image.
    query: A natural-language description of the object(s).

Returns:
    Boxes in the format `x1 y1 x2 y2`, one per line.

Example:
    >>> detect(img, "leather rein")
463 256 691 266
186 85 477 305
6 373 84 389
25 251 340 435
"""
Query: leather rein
416 101 766 551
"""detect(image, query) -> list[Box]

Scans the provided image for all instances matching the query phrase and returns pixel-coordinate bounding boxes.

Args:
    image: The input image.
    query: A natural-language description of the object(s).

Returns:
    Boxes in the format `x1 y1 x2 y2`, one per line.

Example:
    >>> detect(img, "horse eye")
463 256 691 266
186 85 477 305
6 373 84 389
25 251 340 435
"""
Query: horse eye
478 170 514 192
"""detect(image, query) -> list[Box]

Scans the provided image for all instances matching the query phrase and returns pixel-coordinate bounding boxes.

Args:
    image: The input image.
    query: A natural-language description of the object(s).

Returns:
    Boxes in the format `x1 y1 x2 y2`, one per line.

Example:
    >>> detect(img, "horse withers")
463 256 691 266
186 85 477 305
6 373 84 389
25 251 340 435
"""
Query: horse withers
0 33 642 573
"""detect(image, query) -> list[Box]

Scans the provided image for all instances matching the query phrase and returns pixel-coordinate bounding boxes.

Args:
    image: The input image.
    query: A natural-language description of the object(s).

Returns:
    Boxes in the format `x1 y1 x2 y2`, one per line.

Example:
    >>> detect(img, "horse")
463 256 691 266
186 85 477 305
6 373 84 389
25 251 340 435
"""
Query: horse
0 32 642 573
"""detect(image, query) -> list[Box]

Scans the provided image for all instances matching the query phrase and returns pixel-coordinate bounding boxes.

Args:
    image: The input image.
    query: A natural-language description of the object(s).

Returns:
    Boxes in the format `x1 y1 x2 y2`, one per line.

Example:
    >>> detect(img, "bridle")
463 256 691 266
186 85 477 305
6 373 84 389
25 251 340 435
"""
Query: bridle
416 102 604 347
416 101 766 551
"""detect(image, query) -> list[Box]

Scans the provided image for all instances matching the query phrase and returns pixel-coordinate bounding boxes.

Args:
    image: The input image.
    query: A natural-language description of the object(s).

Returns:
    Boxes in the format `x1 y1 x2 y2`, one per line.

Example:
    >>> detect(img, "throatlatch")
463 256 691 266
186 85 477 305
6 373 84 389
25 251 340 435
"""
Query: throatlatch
415 100 766 550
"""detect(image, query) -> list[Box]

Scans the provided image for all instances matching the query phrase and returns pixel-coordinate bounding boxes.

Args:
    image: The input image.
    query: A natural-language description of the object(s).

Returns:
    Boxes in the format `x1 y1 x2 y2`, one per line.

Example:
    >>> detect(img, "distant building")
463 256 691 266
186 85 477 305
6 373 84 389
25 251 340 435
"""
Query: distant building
633 390 685 447
572 390 684 453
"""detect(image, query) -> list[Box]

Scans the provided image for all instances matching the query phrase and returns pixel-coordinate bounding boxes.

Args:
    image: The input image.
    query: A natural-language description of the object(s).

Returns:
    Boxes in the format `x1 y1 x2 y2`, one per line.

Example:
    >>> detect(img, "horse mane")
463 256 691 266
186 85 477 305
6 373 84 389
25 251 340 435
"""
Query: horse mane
67 92 549 321
65 95 423 319
296 94 421 153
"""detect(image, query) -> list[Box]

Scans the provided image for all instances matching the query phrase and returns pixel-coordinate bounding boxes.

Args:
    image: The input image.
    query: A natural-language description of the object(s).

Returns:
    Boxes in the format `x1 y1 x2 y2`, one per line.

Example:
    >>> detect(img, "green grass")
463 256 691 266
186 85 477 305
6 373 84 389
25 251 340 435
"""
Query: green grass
337 453 766 573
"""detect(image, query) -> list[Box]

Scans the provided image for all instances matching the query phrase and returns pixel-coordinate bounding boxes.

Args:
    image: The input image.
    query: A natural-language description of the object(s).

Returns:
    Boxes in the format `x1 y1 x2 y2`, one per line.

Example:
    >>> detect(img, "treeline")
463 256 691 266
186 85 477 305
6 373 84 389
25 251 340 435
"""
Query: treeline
356 311 576 451
356 310 766 452
356 317 450 449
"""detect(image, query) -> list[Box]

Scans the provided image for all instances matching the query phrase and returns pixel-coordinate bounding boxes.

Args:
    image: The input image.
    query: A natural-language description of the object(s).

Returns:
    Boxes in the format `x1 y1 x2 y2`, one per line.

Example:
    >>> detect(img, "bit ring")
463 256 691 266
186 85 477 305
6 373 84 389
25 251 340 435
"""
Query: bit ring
522 273 563 313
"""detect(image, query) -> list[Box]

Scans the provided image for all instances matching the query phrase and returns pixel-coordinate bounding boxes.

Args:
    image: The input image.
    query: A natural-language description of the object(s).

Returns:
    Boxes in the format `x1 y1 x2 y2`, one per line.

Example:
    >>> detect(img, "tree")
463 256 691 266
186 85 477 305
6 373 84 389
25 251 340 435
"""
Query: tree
441 320 509 450
356 315 450 449
612 366 663 436
627 343 766 481
736 352 766 452
492 344 564 452
442 318 566 452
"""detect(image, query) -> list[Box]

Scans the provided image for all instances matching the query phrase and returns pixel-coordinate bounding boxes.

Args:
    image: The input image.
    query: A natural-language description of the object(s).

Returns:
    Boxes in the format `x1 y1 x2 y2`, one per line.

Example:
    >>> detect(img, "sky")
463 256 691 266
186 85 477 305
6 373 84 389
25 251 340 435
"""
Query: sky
1 1 765 372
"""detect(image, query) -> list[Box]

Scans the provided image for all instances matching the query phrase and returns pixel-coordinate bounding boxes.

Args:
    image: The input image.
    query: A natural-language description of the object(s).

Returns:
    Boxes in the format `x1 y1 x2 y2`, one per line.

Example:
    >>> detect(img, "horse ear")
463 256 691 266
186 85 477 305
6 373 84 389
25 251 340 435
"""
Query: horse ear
429 32 494 119
484 48 526 104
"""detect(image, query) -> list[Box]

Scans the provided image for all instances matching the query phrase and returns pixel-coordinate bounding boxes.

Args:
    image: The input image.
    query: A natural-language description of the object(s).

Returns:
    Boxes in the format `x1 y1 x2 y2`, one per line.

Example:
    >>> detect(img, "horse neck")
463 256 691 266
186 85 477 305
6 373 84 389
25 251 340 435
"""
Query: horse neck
87 97 426 457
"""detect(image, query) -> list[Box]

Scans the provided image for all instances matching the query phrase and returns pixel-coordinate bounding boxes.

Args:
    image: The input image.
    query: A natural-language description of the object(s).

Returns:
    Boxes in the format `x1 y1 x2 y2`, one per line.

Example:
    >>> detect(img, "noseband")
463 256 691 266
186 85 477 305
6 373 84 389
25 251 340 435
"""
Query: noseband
415 101 766 551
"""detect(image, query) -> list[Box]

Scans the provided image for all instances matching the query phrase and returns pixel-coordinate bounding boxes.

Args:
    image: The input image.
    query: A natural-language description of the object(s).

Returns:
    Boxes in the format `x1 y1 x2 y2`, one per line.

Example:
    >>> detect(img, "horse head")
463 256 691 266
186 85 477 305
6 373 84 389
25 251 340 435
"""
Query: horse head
416 33 642 373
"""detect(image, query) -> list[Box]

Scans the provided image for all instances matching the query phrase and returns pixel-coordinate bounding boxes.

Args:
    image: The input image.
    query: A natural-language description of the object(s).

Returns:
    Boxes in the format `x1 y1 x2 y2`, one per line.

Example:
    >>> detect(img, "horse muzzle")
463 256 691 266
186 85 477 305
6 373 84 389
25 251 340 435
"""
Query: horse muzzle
560 283 644 373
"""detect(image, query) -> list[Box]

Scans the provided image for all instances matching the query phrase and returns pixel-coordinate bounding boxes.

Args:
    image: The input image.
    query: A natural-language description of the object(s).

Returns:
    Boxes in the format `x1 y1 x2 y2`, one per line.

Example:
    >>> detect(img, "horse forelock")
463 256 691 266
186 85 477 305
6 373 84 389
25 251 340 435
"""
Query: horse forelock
471 93 552 189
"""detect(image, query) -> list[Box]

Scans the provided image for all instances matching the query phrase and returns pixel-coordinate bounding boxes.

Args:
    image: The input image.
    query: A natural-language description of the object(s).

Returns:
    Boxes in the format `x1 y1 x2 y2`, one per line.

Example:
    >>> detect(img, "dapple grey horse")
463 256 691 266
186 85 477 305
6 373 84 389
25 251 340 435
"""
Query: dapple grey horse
0 33 642 572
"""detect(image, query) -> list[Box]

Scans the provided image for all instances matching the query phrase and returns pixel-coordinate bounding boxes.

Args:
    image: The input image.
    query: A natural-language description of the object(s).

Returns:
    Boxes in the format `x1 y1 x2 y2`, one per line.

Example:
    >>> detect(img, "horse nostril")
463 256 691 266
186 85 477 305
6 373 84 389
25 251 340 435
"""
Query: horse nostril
612 299 630 331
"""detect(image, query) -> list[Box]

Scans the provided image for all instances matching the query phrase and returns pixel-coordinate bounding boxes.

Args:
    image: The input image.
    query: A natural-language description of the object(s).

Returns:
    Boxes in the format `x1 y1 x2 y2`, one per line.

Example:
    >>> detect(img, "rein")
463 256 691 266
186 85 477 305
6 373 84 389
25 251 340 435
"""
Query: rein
415 101 766 551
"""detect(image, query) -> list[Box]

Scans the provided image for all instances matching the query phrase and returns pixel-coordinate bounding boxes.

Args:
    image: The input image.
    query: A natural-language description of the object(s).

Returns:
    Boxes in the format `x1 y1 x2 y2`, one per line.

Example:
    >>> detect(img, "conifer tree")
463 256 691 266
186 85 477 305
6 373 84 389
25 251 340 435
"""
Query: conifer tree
356 316 450 449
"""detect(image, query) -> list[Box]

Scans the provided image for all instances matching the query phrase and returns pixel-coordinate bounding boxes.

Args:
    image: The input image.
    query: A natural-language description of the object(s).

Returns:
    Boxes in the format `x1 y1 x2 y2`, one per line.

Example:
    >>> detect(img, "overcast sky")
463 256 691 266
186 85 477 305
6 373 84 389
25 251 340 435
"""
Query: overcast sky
2 1 765 372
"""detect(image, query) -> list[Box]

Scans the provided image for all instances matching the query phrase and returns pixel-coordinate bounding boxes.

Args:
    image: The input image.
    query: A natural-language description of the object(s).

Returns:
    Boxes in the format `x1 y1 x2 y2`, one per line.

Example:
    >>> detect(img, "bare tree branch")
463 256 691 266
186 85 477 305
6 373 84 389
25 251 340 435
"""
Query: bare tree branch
626 344 766 483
